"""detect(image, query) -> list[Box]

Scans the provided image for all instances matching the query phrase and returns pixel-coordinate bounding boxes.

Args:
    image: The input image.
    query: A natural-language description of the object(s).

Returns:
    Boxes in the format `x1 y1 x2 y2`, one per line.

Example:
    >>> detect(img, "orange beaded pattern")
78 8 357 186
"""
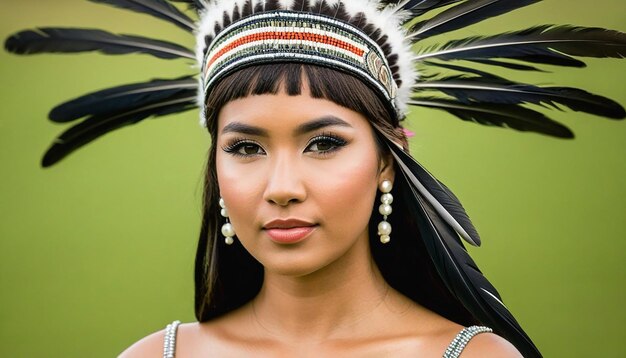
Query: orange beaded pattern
206 31 365 69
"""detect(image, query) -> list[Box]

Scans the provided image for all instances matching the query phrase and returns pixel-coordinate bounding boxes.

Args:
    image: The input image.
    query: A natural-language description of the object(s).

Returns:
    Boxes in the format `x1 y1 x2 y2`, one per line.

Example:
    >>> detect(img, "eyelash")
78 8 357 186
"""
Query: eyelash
305 133 347 155
221 138 265 157
221 133 347 157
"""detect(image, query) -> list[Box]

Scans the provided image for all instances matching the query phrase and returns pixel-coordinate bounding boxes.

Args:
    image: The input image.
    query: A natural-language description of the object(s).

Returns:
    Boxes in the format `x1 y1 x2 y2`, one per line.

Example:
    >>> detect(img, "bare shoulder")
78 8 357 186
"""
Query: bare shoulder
117 327 165 358
118 321 222 357
460 332 523 358
385 297 521 357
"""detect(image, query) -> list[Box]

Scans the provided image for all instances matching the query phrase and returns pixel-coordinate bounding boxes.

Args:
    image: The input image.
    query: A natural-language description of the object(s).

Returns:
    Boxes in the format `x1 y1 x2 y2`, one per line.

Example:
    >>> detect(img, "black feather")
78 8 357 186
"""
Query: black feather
382 137 481 246
49 76 198 122
381 136 541 358
88 0 195 32
4 27 195 60
427 58 545 72
410 0 540 40
420 60 503 78
380 0 459 10
414 76 626 119
168 0 205 11
466 59 544 72
42 94 197 167
409 97 575 138
391 0 465 18
415 25 626 67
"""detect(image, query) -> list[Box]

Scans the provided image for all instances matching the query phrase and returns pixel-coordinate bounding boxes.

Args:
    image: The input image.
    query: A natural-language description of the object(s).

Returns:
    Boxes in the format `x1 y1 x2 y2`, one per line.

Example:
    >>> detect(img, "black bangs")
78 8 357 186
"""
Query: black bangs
204 63 394 131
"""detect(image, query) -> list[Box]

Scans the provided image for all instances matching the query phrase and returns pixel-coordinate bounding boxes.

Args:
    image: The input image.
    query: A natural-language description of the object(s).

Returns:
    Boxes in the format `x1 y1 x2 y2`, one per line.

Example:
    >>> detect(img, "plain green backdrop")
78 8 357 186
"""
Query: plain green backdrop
0 1 624 357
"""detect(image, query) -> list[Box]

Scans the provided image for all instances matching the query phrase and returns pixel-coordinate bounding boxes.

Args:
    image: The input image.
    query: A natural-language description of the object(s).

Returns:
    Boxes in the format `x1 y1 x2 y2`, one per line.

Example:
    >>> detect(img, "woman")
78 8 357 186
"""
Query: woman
4 0 625 357
118 59 527 356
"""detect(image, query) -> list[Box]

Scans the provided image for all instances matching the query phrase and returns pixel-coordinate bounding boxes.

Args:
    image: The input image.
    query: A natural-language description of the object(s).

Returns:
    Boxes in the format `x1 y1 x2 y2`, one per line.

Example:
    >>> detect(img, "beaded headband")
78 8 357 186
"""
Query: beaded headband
195 0 415 125
201 11 398 117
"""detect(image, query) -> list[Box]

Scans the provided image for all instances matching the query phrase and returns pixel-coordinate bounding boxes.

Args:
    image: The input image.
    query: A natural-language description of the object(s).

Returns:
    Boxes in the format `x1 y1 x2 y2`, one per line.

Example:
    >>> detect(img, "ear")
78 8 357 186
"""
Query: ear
378 150 396 186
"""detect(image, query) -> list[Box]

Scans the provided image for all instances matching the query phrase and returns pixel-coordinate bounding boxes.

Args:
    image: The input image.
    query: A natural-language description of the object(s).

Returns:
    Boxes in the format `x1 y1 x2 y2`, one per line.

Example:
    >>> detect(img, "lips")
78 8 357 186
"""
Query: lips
263 219 317 244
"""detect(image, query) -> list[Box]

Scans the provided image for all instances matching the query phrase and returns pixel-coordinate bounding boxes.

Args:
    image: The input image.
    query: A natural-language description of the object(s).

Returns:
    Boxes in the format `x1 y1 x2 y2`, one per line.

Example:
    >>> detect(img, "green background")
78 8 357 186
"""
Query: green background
0 1 624 357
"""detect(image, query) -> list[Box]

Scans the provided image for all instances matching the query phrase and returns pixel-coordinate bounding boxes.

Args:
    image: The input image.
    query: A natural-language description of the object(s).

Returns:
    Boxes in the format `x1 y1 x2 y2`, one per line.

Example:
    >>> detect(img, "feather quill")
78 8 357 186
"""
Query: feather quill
413 76 626 119
414 25 626 66
409 97 575 138
383 137 541 358
409 0 540 40
4 28 195 60
42 94 197 167
88 0 196 32
49 77 197 122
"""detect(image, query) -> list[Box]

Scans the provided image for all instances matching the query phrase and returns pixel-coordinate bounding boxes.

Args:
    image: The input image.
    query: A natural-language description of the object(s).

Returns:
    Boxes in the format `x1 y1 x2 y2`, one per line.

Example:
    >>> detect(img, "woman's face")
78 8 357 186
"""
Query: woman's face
215 84 394 277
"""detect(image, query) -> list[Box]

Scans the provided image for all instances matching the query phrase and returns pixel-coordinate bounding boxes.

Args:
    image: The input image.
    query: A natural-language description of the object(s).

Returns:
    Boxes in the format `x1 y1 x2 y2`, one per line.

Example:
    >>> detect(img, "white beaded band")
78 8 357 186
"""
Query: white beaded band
443 325 493 358
163 320 181 358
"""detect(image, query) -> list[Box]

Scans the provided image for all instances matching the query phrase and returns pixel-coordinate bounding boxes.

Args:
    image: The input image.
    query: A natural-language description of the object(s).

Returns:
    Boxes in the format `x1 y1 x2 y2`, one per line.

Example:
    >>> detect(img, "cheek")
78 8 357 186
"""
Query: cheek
215 153 265 231
312 148 381 236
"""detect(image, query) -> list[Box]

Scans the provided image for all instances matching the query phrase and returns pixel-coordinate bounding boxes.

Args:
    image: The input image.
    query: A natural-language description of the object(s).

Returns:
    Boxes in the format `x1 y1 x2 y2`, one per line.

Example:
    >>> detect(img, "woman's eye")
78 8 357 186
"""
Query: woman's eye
305 135 346 154
223 140 265 157
238 143 263 155
308 141 333 152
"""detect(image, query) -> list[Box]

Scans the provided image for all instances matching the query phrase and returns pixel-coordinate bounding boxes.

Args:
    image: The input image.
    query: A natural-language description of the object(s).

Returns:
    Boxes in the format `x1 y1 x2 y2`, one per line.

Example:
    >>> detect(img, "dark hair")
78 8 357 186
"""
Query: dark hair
194 63 475 326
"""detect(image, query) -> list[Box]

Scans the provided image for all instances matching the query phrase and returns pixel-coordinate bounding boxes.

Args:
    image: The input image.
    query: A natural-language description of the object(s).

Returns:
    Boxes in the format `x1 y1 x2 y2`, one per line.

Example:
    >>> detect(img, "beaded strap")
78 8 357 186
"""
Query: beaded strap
442 325 493 358
163 320 181 358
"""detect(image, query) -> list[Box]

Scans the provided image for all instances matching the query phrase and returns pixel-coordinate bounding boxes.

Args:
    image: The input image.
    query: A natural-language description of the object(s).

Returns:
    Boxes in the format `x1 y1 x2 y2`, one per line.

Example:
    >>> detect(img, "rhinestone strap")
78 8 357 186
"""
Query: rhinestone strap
163 320 181 358
442 325 493 358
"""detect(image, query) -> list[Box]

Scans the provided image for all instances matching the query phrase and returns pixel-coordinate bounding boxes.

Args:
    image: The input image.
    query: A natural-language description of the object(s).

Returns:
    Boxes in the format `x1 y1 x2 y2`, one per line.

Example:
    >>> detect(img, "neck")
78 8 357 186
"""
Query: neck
250 237 393 341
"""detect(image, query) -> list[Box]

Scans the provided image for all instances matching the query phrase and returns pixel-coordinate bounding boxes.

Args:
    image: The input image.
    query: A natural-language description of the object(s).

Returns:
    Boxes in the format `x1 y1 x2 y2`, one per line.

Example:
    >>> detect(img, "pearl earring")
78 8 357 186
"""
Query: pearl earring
378 180 393 244
219 197 235 245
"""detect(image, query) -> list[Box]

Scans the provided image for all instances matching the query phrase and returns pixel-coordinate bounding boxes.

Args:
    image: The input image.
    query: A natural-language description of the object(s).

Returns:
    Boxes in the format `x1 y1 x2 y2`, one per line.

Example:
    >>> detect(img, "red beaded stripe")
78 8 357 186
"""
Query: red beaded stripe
206 31 365 69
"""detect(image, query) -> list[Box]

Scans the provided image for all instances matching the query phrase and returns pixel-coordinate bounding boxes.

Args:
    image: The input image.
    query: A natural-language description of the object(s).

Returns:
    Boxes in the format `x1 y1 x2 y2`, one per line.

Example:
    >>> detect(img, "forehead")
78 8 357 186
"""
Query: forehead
216 90 372 135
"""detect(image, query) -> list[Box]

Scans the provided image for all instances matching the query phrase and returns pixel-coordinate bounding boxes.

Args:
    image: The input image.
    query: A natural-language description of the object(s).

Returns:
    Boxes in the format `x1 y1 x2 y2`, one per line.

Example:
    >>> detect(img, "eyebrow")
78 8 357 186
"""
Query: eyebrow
221 115 353 136
221 122 268 136
294 116 352 135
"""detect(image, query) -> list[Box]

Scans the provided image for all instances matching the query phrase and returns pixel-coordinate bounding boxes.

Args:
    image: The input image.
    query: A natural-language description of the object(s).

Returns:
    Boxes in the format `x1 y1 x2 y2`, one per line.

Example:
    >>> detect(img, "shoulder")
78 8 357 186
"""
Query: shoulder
393 300 522 357
117 327 166 358
118 321 198 358
459 332 523 358
118 321 220 357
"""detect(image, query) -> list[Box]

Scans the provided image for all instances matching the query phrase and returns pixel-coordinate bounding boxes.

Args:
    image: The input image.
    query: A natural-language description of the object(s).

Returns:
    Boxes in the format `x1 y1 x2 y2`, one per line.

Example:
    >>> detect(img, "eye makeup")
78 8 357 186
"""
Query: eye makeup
221 131 348 158
304 132 348 156
221 138 266 157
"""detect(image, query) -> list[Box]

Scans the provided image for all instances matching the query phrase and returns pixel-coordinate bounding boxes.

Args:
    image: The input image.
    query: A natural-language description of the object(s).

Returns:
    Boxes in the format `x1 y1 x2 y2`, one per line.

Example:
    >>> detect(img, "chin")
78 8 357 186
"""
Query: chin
256 247 342 278
261 254 329 277
265 264 320 278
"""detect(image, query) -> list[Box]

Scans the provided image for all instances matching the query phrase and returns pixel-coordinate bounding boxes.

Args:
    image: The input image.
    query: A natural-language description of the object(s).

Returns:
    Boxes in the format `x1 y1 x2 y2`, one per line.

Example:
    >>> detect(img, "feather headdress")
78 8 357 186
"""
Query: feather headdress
5 1 626 357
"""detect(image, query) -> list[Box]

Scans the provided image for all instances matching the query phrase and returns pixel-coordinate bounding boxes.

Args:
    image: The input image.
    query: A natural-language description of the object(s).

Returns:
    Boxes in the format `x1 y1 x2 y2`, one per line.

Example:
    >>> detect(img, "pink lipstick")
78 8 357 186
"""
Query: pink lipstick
263 219 317 244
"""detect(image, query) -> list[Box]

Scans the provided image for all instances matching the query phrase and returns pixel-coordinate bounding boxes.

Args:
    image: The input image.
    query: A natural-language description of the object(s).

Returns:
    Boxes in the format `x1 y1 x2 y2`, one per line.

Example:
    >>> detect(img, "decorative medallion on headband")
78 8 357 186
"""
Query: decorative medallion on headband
201 11 398 114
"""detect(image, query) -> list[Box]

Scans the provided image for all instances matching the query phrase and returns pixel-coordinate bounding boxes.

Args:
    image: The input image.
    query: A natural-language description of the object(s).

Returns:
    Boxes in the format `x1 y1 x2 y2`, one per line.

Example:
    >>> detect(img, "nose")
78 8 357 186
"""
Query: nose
262 153 306 207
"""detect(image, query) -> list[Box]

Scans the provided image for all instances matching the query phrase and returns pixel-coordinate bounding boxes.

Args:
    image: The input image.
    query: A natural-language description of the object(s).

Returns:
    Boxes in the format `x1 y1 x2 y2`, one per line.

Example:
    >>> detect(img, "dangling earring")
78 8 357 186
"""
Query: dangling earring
219 197 235 245
378 180 393 244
